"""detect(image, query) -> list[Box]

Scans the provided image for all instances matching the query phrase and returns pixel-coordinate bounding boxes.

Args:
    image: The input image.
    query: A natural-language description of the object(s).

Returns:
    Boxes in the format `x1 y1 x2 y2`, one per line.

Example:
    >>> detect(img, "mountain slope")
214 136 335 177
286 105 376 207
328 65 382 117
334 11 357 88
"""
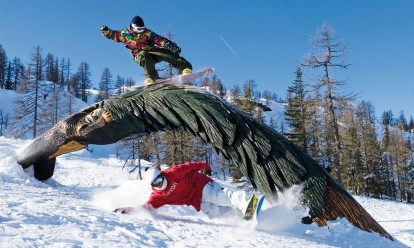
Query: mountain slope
0 137 413 247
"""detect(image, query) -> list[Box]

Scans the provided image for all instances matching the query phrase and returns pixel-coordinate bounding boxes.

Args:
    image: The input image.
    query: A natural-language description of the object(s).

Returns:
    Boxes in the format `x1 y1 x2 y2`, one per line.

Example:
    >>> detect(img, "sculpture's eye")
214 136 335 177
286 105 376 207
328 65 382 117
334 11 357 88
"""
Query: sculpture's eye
76 109 102 132
75 108 111 133
85 114 98 124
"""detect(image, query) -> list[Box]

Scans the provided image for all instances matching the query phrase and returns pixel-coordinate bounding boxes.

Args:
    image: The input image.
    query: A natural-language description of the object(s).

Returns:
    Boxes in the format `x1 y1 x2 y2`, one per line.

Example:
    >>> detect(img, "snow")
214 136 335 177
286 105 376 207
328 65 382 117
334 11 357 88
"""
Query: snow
0 89 21 117
1 88 413 247
0 137 413 247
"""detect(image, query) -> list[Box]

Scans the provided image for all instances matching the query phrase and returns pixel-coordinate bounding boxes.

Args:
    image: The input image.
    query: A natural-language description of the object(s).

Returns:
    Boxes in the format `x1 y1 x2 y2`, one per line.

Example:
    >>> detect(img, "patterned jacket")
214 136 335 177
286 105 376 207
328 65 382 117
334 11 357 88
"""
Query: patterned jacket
101 27 182 59
145 162 213 211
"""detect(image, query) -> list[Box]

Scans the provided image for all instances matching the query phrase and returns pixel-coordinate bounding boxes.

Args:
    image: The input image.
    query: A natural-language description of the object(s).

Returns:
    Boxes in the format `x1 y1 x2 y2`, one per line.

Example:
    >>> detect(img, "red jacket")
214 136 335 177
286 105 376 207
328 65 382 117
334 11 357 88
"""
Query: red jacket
145 162 212 211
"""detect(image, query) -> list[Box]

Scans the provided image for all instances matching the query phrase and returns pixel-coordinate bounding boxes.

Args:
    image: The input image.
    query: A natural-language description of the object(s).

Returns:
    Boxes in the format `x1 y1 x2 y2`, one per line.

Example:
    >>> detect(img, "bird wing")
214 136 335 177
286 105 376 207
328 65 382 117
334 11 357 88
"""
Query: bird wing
17 83 392 239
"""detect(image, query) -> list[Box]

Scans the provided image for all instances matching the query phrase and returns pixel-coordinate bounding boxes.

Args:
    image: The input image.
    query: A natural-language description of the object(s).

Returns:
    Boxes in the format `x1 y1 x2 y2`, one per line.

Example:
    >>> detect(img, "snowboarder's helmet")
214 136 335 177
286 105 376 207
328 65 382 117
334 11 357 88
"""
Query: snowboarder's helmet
131 16 144 27
146 167 167 190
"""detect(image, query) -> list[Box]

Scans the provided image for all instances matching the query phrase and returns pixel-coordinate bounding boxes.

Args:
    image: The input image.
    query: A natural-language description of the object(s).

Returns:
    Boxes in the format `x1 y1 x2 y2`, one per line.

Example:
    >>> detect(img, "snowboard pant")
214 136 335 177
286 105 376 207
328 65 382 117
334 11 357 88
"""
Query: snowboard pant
135 48 192 81
200 181 250 219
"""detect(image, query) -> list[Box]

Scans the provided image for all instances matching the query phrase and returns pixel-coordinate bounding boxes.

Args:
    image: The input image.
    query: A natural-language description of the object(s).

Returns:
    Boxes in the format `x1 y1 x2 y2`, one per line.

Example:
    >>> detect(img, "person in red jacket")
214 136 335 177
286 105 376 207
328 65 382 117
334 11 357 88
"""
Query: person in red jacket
100 16 192 85
116 162 249 219
145 162 250 219
145 161 212 211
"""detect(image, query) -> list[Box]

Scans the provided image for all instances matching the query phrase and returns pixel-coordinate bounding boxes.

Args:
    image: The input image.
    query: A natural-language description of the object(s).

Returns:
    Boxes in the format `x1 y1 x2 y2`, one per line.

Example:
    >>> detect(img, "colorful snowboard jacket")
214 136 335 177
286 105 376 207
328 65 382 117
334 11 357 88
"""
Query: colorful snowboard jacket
101 27 182 60
145 162 213 211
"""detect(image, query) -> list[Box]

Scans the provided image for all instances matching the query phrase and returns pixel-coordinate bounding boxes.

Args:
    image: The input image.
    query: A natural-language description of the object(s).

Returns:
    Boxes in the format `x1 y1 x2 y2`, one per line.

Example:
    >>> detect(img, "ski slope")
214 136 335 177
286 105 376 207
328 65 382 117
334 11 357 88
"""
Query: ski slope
0 137 413 248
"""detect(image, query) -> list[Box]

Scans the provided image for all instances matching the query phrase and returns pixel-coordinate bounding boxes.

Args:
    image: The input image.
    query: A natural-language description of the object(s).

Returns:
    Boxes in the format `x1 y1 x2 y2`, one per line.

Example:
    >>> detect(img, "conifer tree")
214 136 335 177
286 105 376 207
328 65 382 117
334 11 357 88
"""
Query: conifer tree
301 23 352 184
162 131 193 165
200 77 210 88
0 44 7 89
263 90 271 106
45 53 59 83
210 75 225 97
241 81 254 115
230 84 241 108
11 57 23 90
408 116 414 131
340 106 363 194
380 109 413 202
9 46 45 138
65 58 72 92
5 61 13 90
125 77 135 88
306 91 324 166
96 67 113 101
59 58 66 87
284 66 309 150
268 116 278 130
76 62 91 103
388 127 412 202
255 107 265 124
114 75 125 96
0 108 10 136
355 101 383 197
30 46 43 138
380 111 395 199
381 111 393 149
397 111 408 131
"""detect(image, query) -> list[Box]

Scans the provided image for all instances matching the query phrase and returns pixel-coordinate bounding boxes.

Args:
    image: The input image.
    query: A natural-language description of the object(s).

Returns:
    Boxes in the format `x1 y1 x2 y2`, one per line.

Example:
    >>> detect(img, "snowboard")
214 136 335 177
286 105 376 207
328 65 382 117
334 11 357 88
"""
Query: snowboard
150 68 214 85
243 195 265 221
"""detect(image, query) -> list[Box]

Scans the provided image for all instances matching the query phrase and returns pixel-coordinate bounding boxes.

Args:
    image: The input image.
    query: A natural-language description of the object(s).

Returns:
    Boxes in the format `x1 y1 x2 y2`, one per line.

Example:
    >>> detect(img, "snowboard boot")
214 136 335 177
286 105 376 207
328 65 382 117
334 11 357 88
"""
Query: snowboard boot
145 77 154 85
182 68 192 75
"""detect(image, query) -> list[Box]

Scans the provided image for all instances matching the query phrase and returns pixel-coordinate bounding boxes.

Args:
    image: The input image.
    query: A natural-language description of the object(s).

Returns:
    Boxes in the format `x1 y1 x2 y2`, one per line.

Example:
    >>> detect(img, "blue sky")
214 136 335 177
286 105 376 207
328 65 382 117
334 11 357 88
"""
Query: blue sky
0 0 413 119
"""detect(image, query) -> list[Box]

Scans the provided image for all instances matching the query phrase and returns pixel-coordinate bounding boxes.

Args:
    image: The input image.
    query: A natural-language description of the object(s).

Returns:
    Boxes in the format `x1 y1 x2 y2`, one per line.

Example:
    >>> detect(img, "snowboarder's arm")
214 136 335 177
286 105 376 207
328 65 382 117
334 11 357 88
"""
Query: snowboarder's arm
100 26 129 43
144 194 164 209
169 162 211 177
150 31 182 55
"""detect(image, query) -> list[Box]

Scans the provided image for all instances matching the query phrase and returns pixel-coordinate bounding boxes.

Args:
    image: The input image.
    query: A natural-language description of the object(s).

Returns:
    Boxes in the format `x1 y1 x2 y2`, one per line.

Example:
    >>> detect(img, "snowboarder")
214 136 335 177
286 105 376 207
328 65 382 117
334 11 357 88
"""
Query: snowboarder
116 162 251 219
100 16 192 84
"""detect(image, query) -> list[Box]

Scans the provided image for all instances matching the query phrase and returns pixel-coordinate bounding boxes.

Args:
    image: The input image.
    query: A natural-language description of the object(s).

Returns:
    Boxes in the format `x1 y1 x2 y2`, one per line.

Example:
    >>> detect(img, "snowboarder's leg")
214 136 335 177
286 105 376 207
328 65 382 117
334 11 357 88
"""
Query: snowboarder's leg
200 202 237 219
201 181 250 212
135 51 160 81
147 48 192 74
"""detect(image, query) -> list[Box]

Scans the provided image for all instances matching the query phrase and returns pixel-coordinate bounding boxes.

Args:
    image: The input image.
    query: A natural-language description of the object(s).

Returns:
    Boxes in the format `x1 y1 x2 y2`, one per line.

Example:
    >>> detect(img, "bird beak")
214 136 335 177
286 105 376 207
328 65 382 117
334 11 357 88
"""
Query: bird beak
16 112 88 169
17 108 114 172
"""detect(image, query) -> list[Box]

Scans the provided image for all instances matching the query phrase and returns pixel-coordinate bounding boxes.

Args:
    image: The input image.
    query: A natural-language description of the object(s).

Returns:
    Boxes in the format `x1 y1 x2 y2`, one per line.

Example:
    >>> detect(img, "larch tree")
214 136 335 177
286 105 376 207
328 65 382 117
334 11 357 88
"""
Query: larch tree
302 23 352 185
10 46 44 138
340 106 363 194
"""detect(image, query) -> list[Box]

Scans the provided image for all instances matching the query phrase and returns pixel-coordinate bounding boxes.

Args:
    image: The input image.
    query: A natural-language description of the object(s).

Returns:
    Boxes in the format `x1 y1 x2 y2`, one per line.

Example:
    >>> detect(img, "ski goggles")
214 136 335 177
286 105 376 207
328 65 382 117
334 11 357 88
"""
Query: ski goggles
151 174 165 187
131 23 145 33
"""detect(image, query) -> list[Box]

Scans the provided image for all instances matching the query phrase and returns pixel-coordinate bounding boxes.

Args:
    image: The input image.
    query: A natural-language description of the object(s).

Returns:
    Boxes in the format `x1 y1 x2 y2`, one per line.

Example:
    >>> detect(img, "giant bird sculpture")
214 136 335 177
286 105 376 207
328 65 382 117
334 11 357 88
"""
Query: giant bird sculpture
17 83 392 240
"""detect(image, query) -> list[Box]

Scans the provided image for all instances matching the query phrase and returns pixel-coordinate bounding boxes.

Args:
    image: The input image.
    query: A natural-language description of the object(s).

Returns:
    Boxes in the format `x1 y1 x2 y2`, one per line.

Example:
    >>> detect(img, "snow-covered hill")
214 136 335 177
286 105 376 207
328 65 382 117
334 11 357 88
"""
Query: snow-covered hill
0 137 413 247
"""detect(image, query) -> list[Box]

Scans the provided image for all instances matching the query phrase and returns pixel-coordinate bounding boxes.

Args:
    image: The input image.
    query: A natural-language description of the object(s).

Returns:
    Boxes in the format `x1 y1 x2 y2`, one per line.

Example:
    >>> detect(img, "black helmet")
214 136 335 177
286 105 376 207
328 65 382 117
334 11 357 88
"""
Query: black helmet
131 16 144 27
